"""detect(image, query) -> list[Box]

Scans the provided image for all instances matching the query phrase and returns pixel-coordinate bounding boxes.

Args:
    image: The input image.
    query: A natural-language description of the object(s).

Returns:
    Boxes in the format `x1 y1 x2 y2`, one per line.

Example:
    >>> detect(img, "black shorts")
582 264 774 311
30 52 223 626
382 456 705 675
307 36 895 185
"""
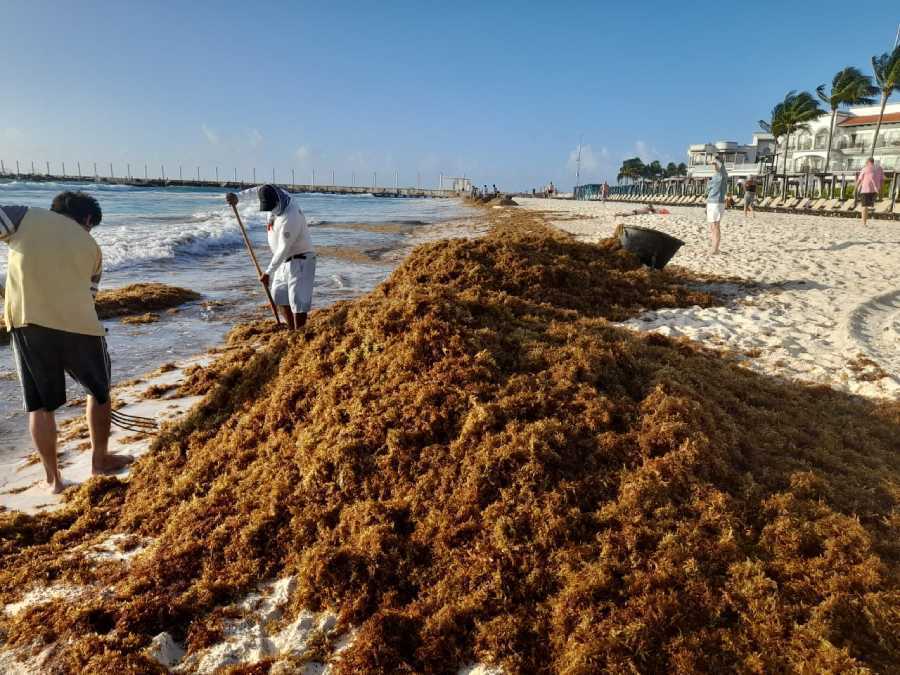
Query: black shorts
10 325 111 412
860 192 876 207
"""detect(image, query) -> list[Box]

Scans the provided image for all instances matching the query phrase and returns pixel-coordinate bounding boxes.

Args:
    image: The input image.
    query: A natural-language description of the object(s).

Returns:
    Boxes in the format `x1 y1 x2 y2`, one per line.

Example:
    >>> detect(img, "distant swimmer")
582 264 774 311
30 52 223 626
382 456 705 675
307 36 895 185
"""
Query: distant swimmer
228 185 316 330
1 191 133 493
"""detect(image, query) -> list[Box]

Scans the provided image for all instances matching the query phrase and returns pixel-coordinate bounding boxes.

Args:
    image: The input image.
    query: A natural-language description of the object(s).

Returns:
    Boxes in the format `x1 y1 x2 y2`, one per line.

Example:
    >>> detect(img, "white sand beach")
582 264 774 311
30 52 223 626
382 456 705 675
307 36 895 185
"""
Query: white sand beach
519 197 900 400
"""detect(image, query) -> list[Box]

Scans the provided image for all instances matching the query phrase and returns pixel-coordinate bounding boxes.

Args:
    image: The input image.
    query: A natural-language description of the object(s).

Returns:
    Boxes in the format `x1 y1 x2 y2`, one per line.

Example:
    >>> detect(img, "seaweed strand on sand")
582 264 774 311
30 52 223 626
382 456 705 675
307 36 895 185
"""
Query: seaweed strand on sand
0 210 898 673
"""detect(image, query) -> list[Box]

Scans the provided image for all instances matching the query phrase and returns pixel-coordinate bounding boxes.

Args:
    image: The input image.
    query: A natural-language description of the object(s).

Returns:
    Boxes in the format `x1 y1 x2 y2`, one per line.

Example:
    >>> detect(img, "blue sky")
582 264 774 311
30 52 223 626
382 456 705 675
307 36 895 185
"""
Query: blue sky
1 1 897 190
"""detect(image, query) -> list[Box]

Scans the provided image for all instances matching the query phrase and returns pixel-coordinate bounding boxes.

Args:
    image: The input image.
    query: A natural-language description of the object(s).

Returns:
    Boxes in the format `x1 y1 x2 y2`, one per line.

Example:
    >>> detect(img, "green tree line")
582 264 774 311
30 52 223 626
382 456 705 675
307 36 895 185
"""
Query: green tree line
616 158 687 183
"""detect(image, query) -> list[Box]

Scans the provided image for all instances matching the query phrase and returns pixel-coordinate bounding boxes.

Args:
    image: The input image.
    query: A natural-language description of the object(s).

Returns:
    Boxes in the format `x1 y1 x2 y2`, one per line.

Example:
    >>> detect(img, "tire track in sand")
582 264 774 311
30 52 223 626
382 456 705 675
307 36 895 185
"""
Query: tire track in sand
846 287 900 385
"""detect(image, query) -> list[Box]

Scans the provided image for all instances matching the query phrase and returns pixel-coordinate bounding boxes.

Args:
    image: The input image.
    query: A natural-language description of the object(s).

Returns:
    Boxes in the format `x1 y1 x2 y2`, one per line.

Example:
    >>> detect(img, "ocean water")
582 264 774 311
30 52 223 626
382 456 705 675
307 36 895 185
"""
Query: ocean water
0 180 472 456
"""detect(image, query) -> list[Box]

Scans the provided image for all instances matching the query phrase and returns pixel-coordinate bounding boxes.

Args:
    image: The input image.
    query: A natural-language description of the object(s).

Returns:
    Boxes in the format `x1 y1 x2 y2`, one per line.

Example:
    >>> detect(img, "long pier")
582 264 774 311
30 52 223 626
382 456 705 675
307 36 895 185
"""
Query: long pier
0 173 460 199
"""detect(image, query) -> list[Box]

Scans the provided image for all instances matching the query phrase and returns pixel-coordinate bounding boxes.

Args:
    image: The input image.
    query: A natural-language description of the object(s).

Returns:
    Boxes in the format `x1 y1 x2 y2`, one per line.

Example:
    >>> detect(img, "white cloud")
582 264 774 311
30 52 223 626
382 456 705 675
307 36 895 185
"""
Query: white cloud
295 145 310 161
634 140 672 164
2 127 24 142
249 129 263 148
567 144 601 173
201 124 219 145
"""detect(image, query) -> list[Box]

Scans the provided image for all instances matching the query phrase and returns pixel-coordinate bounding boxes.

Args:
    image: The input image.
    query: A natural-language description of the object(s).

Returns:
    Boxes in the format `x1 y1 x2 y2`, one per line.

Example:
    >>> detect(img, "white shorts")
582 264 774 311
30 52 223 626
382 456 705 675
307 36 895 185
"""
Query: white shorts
271 253 316 314
706 203 725 223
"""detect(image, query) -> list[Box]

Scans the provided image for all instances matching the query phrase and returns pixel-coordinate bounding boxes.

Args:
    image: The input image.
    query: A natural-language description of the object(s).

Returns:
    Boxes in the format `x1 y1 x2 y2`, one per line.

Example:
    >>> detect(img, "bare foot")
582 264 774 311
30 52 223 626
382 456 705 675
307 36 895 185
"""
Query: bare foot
92 453 135 475
48 478 75 495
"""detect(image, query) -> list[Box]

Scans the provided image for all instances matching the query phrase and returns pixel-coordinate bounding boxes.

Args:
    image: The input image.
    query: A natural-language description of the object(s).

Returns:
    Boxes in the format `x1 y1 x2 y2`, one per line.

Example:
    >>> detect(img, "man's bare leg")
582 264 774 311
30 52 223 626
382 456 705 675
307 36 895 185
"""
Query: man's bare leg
279 306 296 330
89 396 133 475
294 312 308 329
861 205 868 226
709 221 721 254
29 409 66 493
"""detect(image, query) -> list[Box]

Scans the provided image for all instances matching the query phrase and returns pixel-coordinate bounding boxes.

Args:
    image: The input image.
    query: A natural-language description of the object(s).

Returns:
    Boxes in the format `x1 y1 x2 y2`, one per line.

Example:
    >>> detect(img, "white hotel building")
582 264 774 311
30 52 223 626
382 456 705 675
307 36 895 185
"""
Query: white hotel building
687 101 900 179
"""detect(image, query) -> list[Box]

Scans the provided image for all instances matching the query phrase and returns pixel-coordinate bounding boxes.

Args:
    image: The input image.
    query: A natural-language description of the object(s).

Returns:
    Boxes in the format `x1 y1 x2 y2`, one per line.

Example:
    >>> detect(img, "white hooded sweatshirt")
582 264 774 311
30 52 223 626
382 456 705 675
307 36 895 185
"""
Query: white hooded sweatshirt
262 186 314 276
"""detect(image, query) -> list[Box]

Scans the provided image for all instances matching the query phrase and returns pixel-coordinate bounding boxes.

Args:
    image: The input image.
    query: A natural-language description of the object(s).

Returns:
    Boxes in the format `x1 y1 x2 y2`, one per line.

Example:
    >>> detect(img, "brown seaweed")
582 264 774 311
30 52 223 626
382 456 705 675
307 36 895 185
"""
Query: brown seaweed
0 210 897 673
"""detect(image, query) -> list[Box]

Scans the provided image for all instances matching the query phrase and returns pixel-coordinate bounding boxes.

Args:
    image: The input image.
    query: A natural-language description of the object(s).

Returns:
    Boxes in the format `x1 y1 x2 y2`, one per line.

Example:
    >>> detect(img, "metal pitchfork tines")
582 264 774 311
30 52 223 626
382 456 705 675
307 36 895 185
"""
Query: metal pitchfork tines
111 410 159 433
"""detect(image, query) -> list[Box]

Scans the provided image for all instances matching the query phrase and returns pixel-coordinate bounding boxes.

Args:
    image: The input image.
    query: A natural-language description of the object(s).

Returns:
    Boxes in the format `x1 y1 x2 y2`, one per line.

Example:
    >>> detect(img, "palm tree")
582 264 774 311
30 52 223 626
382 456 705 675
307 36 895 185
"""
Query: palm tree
816 67 877 172
759 102 788 177
870 44 900 158
617 157 645 184
760 91 823 196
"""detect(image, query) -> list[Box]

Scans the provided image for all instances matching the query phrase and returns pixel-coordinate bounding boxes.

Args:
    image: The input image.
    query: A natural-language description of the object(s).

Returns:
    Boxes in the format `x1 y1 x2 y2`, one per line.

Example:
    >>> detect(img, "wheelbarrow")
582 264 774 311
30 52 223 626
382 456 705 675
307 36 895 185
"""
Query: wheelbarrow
618 226 684 270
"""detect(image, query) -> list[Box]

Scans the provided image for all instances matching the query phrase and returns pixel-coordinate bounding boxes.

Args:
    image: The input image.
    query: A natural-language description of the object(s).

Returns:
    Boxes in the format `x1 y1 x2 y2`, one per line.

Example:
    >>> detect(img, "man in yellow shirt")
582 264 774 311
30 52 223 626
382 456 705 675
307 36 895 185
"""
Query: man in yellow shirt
1 191 132 493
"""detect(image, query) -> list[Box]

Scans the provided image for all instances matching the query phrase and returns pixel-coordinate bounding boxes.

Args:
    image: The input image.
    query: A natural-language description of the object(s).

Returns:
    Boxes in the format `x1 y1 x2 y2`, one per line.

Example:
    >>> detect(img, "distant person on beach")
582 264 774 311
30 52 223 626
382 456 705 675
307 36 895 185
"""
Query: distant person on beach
1 191 133 493
743 176 757 217
856 158 884 226
228 185 316 330
707 157 728 254
602 181 609 201
615 204 657 217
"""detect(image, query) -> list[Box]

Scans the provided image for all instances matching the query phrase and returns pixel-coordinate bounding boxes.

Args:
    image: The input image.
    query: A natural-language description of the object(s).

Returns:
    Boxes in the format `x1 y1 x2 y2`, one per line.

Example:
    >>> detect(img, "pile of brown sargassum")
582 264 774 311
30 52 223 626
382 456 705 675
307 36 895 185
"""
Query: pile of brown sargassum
1 211 898 673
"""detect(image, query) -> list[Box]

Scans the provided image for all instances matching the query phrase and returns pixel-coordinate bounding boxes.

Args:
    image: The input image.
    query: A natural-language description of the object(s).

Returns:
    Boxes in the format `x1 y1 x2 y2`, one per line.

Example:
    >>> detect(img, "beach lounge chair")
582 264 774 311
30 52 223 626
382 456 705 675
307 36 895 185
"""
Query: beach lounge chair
756 196 773 208
837 200 857 213
822 198 842 211
768 196 785 208
808 198 827 210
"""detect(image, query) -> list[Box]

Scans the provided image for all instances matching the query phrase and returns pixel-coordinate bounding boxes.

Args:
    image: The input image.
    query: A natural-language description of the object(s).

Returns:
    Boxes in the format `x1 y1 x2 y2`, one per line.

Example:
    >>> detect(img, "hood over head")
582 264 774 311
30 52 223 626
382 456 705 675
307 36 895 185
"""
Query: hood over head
258 184 292 216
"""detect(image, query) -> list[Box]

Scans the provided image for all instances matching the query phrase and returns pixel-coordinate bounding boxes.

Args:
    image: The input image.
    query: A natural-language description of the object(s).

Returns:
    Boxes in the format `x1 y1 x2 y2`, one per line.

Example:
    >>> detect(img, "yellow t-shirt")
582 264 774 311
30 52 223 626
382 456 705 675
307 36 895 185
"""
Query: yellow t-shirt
2 207 104 336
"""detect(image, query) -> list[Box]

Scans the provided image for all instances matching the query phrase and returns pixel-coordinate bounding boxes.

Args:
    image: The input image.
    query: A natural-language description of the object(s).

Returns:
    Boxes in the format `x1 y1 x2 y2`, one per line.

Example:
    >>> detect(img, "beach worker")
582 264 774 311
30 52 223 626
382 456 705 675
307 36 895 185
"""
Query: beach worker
743 176 757 217
237 184 315 330
0 191 132 493
706 157 727 254
856 158 884 226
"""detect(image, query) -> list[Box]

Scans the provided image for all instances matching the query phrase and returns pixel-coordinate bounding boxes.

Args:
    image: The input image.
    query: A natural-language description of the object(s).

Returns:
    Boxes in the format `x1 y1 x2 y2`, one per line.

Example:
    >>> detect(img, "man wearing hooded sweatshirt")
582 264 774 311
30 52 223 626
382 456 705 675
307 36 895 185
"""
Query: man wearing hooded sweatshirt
706 157 728 254
226 185 316 329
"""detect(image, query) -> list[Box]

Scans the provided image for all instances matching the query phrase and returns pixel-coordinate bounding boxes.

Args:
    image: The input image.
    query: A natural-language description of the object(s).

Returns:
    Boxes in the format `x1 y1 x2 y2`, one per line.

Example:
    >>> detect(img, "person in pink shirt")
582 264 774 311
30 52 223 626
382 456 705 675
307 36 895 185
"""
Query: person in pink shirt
856 158 884 226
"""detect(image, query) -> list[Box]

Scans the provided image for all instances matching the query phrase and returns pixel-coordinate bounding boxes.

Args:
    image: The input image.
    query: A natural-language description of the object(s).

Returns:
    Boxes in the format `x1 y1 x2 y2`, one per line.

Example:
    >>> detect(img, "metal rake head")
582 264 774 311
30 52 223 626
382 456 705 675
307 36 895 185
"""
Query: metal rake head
111 410 159 433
